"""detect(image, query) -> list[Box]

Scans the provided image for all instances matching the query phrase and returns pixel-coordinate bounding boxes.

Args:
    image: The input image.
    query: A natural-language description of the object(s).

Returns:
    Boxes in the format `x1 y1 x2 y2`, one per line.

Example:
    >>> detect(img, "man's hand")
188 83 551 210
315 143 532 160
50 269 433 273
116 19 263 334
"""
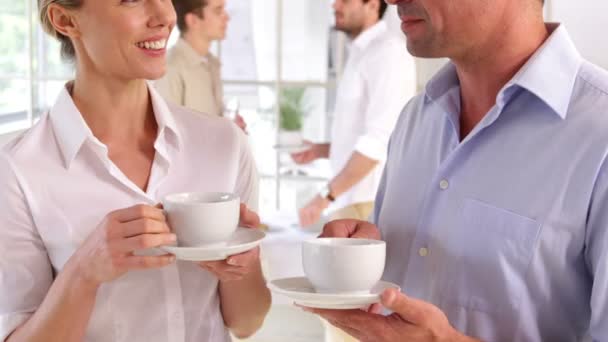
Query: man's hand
290 141 317 164
299 195 330 227
302 288 478 342
233 113 247 133
319 219 381 240
198 204 261 281
291 141 330 164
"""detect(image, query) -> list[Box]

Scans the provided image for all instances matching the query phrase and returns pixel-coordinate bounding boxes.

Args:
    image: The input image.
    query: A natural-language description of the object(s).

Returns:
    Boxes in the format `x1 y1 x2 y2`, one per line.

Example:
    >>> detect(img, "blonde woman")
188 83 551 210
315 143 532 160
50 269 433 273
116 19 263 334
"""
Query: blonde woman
0 0 270 341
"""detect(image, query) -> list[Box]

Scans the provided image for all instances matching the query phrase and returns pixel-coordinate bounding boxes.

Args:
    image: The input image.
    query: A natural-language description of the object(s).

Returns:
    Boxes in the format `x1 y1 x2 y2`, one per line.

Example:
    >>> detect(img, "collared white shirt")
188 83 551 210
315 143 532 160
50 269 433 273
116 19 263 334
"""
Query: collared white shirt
375 24 608 340
329 20 416 211
0 83 258 341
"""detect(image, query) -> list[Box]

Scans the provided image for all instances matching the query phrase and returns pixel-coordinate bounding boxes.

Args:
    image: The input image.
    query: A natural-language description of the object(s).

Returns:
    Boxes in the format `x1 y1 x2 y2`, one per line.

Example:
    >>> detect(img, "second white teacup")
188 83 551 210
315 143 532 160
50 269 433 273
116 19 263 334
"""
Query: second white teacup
163 192 240 247
302 238 386 294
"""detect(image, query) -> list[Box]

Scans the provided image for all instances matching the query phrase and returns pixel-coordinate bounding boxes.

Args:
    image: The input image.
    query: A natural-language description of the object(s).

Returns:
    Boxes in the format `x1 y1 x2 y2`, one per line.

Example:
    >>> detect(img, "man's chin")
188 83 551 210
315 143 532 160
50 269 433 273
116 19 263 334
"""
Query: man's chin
405 41 443 59
333 23 350 34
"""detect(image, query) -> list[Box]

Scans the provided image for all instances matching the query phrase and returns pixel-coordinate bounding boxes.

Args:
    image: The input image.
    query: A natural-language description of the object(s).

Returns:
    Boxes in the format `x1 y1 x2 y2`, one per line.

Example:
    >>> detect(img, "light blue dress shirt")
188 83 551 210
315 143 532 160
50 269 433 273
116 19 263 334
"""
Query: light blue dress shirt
374 24 608 341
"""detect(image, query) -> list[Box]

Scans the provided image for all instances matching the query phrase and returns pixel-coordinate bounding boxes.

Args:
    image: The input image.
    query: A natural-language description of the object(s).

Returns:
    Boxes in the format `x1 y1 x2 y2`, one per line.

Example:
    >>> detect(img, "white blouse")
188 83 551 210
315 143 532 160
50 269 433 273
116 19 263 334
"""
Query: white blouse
0 83 258 341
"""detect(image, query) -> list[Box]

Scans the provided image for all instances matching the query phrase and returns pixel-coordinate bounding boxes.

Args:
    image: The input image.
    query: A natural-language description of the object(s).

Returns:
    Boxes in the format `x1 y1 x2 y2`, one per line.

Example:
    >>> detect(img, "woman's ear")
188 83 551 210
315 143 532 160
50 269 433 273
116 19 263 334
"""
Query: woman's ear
47 3 81 39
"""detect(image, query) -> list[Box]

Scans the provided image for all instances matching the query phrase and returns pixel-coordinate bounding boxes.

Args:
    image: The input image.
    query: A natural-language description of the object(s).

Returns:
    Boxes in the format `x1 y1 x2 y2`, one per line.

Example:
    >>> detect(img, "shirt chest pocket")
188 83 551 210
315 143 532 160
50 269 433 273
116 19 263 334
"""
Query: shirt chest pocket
441 199 541 315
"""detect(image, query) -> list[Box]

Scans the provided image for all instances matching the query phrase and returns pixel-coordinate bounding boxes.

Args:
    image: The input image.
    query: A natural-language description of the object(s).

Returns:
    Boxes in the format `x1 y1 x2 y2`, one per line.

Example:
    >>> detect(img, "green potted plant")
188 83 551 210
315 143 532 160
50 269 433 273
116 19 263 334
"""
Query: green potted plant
278 87 307 147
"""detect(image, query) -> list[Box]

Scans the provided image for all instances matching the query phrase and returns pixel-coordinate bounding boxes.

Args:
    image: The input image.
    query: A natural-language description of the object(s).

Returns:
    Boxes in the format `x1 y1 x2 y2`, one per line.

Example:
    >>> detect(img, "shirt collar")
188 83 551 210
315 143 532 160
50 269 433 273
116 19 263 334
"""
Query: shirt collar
175 38 221 68
424 23 583 119
50 82 182 169
148 82 182 151
504 23 582 119
424 62 460 104
352 20 388 51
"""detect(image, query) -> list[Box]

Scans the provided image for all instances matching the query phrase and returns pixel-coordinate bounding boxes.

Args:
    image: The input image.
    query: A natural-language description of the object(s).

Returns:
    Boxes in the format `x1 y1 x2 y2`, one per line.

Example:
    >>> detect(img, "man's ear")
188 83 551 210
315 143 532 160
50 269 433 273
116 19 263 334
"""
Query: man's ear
366 0 380 18
47 3 81 39
184 12 200 32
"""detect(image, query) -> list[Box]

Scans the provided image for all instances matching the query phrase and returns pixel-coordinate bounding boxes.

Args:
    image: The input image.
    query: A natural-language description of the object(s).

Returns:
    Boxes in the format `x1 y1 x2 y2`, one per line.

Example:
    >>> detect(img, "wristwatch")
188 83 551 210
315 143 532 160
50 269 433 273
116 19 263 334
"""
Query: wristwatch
319 183 335 202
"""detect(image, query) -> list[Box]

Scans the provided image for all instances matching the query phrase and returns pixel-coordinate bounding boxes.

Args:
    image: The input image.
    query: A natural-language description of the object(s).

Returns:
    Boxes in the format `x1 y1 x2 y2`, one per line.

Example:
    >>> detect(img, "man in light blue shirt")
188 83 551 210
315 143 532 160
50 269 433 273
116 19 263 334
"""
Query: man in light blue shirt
303 0 608 341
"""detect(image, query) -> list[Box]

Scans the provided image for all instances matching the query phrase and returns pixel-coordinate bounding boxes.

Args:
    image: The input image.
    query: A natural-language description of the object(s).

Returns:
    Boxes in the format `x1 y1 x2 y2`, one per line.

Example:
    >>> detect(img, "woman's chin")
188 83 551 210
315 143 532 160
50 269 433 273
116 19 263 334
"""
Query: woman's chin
140 68 167 81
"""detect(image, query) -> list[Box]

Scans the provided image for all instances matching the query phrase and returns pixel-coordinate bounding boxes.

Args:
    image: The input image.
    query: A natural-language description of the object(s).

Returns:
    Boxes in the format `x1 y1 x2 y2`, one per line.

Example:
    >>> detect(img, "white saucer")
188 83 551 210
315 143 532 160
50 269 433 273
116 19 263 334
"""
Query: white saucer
268 277 400 310
160 227 265 261
273 144 310 153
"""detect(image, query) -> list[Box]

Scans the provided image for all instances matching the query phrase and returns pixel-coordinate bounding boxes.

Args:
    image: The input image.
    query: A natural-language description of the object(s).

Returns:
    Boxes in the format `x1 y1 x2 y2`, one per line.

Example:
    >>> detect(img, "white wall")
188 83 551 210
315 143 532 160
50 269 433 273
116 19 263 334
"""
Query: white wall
548 0 608 70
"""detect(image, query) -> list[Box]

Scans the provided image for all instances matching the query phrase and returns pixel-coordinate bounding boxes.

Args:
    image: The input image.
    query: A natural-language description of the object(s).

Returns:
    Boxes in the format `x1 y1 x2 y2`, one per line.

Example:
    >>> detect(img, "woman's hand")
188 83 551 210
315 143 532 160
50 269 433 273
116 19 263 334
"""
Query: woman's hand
199 204 261 282
70 204 177 287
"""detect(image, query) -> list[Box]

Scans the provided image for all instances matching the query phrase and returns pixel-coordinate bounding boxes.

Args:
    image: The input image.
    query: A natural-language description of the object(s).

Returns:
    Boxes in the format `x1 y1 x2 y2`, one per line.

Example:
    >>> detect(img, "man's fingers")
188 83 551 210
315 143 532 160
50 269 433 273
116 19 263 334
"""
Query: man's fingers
111 204 166 223
319 219 381 239
239 203 260 228
304 210 316 226
306 308 376 340
350 222 381 240
121 218 171 238
303 308 362 323
319 219 361 238
200 261 222 269
299 208 309 227
380 288 426 325
291 150 313 164
325 318 363 340
367 303 383 314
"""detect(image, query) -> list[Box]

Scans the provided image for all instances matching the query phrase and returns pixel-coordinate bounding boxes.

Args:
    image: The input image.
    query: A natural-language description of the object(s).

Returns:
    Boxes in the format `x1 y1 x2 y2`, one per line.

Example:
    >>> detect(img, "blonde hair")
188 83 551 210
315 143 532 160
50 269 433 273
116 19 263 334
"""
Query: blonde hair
38 0 83 60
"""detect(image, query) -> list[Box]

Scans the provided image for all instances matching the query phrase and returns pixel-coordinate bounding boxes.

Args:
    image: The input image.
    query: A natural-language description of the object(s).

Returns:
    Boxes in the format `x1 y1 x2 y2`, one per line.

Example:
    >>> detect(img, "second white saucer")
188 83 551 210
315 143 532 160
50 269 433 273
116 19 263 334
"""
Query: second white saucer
268 277 400 310
160 227 265 261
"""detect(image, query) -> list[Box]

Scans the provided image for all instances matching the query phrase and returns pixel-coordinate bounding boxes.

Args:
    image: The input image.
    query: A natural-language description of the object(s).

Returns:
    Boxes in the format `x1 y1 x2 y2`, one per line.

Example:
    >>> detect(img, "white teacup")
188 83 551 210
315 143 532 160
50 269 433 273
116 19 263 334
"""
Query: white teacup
163 192 240 247
302 238 386 294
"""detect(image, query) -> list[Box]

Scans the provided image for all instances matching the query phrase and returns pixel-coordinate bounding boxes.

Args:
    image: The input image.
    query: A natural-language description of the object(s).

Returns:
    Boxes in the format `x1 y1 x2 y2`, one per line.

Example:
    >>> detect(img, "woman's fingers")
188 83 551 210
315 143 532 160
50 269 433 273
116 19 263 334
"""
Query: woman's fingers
115 233 176 252
124 254 176 270
111 204 166 223
121 218 171 238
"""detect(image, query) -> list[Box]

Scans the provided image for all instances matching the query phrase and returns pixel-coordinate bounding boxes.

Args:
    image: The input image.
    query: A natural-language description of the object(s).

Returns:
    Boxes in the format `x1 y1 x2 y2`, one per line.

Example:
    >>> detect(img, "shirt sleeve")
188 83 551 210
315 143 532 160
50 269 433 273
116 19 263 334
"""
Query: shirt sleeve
0 154 54 341
585 158 608 340
233 129 259 212
154 67 185 107
354 45 417 161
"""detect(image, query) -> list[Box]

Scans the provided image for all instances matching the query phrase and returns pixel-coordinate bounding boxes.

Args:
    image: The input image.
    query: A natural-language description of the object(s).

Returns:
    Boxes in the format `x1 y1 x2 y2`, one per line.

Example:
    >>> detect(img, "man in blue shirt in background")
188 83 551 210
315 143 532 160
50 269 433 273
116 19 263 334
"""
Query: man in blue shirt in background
304 0 608 341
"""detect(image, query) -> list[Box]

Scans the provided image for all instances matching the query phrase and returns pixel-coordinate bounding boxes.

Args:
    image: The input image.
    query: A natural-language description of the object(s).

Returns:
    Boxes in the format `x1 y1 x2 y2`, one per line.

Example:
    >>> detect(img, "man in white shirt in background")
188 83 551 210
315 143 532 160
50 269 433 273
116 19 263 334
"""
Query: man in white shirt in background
292 0 416 227
156 0 246 130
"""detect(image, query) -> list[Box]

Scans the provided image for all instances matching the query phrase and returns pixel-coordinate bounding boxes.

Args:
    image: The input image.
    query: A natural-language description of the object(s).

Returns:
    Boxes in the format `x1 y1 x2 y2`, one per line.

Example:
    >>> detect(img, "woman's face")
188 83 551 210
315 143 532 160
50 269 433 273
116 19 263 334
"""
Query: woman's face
73 0 176 81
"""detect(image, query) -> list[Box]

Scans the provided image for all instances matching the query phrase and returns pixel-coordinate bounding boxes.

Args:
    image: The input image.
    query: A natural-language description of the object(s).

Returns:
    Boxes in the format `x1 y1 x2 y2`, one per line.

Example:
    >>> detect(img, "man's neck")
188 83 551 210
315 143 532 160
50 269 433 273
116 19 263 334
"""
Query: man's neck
182 32 211 57
455 17 549 139
348 18 379 40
